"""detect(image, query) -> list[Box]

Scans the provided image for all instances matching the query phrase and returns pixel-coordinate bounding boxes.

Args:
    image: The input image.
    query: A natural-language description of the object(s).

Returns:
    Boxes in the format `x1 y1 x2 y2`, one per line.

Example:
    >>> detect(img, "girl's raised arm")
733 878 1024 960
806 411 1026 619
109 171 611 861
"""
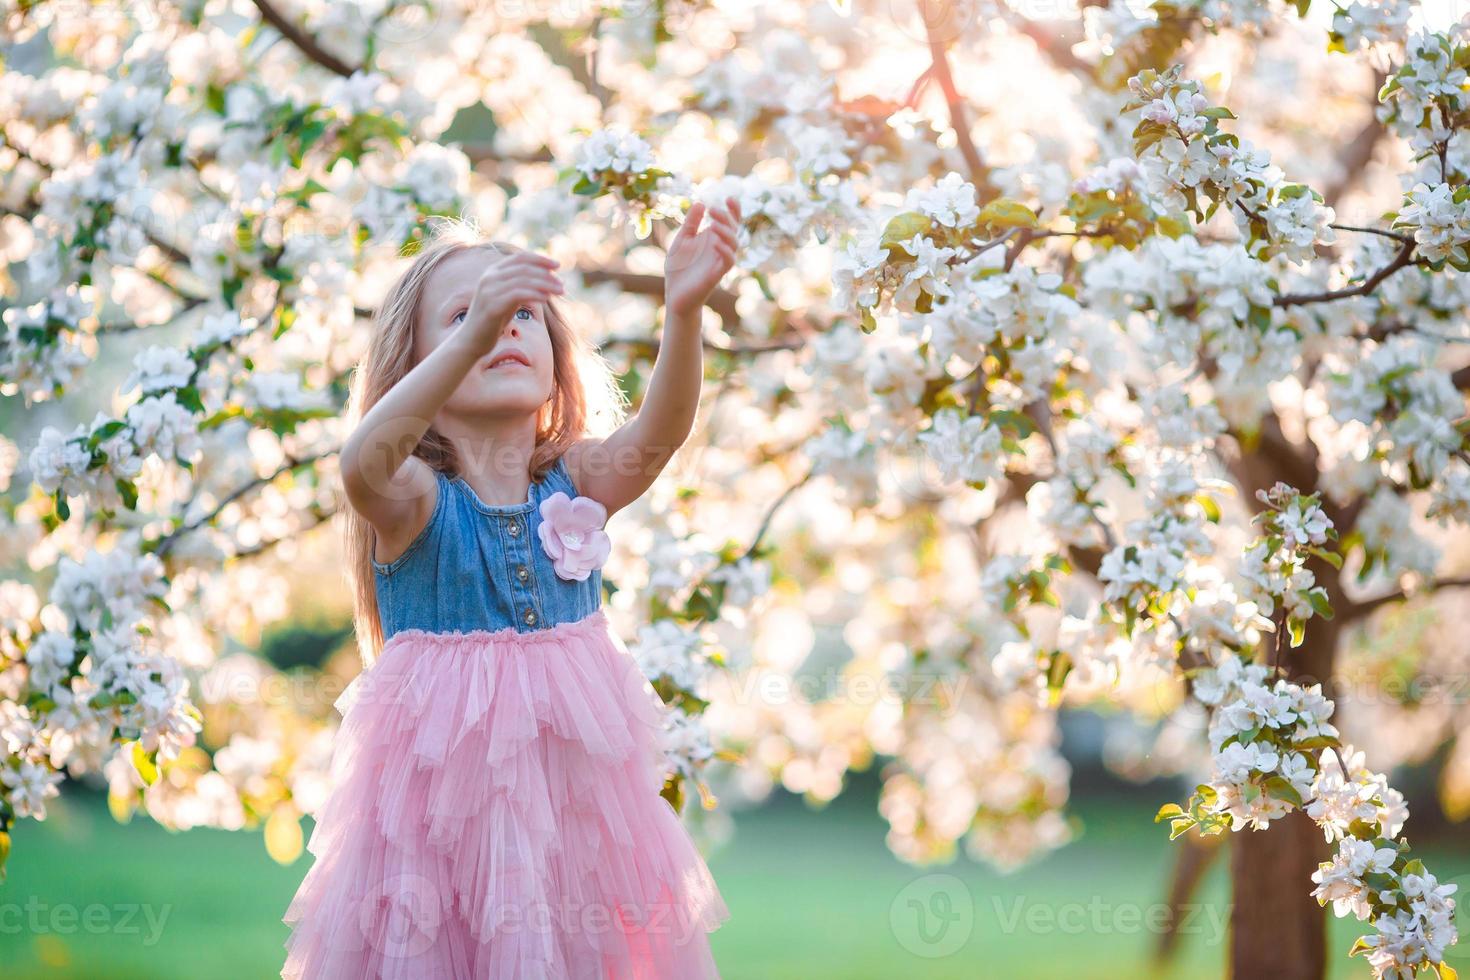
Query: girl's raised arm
566 198 741 516
341 250 563 537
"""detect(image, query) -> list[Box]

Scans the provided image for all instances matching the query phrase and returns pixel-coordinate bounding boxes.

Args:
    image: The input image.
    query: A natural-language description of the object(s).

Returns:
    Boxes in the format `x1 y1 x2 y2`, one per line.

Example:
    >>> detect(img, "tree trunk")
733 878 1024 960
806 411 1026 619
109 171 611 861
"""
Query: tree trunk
1229 808 1329 978
1228 576 1341 980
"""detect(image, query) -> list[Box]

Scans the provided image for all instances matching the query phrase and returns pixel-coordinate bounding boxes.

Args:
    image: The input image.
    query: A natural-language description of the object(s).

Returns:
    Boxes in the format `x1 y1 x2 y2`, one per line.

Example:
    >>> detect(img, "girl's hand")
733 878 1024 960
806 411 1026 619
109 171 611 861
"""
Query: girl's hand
461 250 563 353
664 197 741 320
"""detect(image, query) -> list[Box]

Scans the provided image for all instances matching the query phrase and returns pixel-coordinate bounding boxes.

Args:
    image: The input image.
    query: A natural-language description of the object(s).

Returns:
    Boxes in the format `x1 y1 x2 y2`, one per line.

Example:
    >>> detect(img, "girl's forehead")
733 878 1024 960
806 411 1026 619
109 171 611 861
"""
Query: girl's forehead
424 246 508 294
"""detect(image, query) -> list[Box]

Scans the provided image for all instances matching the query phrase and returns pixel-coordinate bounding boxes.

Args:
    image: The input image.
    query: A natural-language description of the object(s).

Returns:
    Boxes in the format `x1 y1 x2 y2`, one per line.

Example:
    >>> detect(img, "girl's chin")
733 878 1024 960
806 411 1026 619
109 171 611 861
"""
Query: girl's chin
448 391 550 418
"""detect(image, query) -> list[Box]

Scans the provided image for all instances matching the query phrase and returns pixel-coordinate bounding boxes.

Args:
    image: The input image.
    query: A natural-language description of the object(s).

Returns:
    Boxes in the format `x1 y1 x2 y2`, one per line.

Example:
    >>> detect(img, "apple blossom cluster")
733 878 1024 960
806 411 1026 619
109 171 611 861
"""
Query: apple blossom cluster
1024 419 1125 550
1175 653 1459 979
832 171 1002 325
917 409 1006 488
1330 0 1414 53
1373 29 1470 279
1236 483 1337 643
1098 472 1213 633
1155 487 1457 977
656 706 716 787
1382 30 1470 181
1324 335 1466 491
1125 66 1337 263
631 618 716 694
1 541 202 848
0 287 93 403
1311 752 1458 979
28 399 201 518
690 172 857 276
569 128 680 238
1396 182 1470 265
625 540 771 809
1081 235 1287 423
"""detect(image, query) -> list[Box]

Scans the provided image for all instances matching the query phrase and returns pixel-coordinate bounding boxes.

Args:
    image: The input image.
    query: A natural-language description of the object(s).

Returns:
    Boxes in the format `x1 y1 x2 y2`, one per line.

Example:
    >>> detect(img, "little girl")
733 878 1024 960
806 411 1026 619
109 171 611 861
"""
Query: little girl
281 197 742 979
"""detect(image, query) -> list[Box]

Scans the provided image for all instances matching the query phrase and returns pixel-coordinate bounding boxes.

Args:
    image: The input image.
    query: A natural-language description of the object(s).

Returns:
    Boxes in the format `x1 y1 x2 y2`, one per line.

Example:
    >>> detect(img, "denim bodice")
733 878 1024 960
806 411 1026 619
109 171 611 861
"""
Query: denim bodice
371 456 602 639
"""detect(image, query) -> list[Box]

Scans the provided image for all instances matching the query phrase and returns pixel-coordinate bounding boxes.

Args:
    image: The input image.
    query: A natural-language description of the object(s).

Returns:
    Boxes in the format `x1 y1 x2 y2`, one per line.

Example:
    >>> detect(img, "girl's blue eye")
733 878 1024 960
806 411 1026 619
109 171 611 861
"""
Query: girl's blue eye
515 307 533 321
452 309 467 325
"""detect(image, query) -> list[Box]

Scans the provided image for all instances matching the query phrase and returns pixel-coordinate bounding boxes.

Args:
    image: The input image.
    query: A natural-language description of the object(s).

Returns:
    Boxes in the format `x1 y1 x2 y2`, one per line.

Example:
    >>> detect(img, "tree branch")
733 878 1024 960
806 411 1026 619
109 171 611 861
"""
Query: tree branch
1343 576 1470 623
153 450 334 558
599 334 804 357
580 268 741 330
251 0 359 78
1274 238 1417 308
922 5 992 198
1321 74 1388 210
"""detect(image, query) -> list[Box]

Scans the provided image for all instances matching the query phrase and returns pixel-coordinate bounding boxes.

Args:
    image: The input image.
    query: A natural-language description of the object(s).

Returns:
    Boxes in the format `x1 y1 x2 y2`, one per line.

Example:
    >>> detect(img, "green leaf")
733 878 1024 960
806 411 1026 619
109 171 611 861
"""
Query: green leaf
115 479 138 511
1288 617 1306 648
660 772 685 813
976 197 1039 230
1155 803 1185 822
752 270 776 302
1307 546 1343 570
880 211 933 258
1045 651 1073 707
87 420 128 448
1263 775 1304 809
1295 734 1341 750
1196 493 1221 523
131 742 159 786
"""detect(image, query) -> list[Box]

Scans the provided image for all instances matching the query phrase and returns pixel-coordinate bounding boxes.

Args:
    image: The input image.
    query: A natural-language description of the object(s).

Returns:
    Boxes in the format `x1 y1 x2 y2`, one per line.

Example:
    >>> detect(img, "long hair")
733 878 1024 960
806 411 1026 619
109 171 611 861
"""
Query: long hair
342 219 627 667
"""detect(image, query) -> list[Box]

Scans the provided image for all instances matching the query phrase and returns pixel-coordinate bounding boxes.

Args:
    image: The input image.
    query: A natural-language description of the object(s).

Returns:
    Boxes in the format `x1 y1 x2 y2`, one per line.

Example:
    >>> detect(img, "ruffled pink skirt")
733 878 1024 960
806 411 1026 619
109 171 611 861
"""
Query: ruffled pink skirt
281 609 727 979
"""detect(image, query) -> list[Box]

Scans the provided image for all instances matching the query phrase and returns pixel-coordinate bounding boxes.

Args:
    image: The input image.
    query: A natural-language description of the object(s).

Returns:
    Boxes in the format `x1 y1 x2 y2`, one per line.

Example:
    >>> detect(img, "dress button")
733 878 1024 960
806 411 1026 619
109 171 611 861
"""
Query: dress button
523 608 537 626
516 565 530 582
507 520 521 537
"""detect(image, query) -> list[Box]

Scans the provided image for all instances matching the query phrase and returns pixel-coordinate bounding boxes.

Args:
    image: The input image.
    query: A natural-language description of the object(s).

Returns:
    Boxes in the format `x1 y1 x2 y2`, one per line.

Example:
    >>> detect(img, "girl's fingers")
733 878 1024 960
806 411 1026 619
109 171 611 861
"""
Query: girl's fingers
675 202 708 245
512 277 561 302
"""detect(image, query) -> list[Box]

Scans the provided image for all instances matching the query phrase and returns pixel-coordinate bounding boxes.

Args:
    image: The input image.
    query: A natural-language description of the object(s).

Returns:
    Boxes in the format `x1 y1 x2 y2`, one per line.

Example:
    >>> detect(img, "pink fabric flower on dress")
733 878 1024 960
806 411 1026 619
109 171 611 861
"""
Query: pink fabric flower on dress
537 491 611 581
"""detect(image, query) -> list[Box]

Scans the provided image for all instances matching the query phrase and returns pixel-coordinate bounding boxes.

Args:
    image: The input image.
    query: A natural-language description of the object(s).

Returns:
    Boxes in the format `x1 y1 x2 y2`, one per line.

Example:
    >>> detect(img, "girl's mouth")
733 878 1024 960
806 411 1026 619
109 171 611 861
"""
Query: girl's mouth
485 351 531 370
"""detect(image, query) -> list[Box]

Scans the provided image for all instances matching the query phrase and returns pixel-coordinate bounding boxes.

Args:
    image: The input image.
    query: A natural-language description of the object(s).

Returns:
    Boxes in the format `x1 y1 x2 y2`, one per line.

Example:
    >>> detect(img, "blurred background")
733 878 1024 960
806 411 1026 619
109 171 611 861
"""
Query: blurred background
2 696 1465 979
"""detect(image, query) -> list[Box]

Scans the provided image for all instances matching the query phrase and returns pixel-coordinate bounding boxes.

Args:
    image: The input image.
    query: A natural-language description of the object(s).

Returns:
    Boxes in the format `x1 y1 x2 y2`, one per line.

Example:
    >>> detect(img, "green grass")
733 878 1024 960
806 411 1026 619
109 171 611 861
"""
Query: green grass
0 787 1464 979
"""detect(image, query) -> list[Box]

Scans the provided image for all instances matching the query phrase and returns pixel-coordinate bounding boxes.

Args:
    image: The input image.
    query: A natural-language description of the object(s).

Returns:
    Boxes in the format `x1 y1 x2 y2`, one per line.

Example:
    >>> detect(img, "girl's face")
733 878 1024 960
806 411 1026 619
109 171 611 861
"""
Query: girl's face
413 246 556 421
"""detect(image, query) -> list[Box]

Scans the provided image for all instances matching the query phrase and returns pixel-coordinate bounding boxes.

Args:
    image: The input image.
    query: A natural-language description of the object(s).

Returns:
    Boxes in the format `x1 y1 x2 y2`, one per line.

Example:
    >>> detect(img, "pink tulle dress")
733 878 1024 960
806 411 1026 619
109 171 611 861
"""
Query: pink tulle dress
281 457 728 979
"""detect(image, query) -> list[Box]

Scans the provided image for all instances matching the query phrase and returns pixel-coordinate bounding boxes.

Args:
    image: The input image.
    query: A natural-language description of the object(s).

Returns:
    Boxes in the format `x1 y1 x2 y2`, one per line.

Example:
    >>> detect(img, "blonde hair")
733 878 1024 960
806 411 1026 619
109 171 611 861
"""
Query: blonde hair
343 219 627 666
